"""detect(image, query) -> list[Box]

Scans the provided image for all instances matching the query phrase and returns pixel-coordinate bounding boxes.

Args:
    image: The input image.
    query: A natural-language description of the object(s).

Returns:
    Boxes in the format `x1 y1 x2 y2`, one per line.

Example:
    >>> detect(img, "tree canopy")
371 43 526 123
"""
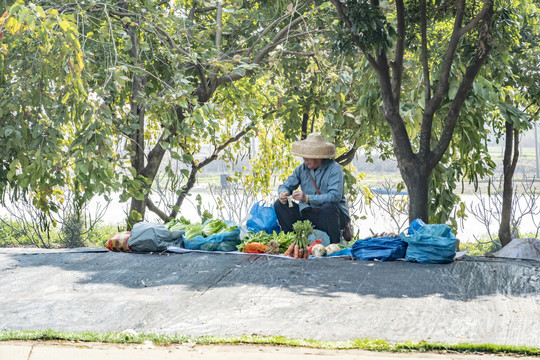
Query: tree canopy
1 0 539 231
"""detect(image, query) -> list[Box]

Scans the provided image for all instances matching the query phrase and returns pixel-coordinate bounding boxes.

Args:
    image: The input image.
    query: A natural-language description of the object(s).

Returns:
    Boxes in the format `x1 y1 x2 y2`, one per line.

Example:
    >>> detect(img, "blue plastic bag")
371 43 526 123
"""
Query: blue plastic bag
407 218 425 235
182 226 241 252
308 229 330 247
245 201 281 234
401 224 457 264
351 236 407 261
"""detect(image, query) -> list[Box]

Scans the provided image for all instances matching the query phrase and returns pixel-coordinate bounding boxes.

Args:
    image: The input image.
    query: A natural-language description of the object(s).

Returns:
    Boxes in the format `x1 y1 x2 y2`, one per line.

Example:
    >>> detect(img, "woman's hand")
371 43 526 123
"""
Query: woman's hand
292 190 307 203
279 191 290 204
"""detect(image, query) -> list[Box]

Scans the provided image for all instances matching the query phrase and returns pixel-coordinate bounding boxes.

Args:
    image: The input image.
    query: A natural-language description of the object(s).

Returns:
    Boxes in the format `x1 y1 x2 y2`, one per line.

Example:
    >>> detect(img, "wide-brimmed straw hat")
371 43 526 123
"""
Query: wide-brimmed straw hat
291 133 336 159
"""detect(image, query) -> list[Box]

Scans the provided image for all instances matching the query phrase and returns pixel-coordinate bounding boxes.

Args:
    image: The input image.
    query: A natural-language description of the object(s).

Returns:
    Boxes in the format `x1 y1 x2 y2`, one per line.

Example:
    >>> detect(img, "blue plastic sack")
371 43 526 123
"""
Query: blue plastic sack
407 218 425 235
401 224 457 264
182 227 241 252
246 201 281 234
351 236 407 261
308 229 331 247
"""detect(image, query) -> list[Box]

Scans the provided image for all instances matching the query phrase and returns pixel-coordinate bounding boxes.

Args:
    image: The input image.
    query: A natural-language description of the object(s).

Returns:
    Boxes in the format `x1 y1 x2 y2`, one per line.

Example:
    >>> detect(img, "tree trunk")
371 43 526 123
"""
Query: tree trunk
498 121 519 247
127 100 147 227
125 15 148 228
400 159 430 223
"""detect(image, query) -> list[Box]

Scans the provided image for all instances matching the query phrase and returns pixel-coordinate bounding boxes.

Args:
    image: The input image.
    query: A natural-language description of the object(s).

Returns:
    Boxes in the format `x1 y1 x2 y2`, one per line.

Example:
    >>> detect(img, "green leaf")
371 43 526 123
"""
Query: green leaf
58 20 70 32
448 85 458 100
9 4 21 15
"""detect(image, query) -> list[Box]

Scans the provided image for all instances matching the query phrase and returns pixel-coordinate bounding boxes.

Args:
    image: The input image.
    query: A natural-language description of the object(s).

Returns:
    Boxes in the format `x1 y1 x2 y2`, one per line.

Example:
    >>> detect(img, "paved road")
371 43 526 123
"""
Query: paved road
1 248 539 348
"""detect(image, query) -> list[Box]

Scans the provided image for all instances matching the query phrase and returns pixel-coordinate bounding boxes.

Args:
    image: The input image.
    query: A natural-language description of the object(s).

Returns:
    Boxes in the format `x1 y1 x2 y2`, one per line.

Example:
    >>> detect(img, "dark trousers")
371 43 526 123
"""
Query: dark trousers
274 199 347 244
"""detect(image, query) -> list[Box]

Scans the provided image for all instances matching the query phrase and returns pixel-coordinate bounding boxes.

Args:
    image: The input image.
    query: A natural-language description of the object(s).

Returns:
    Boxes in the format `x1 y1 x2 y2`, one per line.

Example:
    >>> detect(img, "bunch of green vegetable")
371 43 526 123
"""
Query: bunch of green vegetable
166 216 191 231
237 230 296 252
237 231 273 252
274 231 296 252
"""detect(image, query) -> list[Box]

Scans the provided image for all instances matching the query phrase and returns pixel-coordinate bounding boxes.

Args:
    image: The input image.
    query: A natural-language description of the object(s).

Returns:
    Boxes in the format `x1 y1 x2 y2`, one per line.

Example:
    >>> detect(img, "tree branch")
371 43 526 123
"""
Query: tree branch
194 6 217 13
391 0 405 108
420 0 430 104
166 119 260 219
430 1 494 167
336 142 358 166
510 127 520 176
145 196 170 222
418 0 433 159
425 0 468 119
252 15 310 64
215 1 222 51
246 0 310 58
216 28 325 87
458 1 491 37
281 50 316 57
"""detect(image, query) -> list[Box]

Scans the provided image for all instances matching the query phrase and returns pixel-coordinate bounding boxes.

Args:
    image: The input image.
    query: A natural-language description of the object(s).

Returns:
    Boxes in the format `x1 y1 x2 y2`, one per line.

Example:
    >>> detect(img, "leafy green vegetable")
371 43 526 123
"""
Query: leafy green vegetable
201 210 213 223
237 231 273 251
237 230 295 253
182 219 238 240
222 225 238 234
274 231 295 253
184 223 204 240
202 219 227 236
166 216 191 231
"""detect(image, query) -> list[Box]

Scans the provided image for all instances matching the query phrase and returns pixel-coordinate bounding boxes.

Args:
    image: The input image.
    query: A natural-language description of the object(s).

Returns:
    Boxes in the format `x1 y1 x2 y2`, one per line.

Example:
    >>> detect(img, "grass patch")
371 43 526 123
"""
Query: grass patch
459 231 540 256
1 330 539 356
459 239 501 256
0 218 122 249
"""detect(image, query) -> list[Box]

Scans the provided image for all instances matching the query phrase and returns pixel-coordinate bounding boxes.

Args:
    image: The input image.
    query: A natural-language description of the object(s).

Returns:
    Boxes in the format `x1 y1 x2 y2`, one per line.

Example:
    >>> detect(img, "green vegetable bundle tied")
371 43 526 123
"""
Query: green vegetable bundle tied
283 220 314 259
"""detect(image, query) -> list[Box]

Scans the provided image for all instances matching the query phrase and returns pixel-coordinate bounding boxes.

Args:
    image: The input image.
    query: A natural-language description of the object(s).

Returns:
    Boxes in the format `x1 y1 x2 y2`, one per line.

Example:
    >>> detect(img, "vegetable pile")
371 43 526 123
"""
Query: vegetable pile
237 231 295 253
166 217 238 240
166 216 346 258
239 220 346 258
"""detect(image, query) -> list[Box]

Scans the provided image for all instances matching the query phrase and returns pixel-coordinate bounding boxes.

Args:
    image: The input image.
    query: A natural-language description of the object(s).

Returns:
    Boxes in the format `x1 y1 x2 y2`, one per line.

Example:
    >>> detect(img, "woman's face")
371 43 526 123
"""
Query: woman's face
303 158 324 170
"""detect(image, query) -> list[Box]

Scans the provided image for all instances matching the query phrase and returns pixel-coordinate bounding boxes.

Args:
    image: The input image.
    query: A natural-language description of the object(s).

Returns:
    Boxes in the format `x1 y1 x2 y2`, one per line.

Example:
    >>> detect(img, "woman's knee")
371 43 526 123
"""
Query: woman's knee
319 202 339 214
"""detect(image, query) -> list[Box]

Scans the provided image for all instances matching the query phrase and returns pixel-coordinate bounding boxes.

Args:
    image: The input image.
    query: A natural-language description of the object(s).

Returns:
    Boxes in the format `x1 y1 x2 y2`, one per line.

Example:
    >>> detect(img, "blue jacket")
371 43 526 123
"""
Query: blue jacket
278 159 350 218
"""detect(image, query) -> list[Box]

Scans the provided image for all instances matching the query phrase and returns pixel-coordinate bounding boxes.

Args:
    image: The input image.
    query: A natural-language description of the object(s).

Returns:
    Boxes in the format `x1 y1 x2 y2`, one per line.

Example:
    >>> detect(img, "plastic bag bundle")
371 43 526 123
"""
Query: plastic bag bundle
129 222 183 252
402 223 456 264
351 236 407 261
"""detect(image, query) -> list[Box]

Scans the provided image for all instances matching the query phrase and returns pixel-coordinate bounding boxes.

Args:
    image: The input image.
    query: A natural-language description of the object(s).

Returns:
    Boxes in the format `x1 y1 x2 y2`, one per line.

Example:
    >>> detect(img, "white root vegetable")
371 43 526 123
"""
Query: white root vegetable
311 244 326 257
325 244 341 256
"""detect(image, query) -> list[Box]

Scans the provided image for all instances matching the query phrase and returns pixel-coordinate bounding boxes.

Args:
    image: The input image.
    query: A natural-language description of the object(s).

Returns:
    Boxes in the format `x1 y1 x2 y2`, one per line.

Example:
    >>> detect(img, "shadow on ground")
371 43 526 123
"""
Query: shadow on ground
2 248 539 300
